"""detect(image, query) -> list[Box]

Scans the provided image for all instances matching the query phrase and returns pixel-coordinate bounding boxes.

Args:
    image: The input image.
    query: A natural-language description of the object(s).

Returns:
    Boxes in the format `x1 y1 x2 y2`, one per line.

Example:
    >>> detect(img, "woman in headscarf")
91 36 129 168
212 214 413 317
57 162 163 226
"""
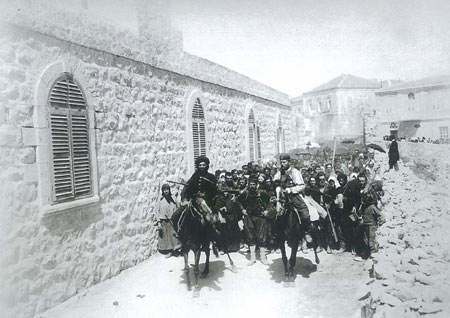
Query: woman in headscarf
156 184 181 258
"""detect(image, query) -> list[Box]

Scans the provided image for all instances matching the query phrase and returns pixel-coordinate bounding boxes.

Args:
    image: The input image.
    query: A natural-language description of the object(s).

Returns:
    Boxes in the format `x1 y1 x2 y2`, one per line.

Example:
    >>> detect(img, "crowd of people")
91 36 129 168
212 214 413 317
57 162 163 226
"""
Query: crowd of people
384 135 448 144
155 151 388 264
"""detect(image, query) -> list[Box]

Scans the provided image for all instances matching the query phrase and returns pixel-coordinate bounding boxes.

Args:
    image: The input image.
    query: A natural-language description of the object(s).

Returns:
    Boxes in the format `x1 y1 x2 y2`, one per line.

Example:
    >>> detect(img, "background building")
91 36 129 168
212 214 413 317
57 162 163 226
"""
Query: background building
375 75 450 143
296 74 381 143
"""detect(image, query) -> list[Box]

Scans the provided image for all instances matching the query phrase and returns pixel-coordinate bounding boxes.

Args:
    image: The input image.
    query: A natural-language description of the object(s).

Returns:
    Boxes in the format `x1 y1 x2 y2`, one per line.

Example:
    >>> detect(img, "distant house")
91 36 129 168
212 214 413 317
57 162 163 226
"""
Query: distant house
294 74 381 143
375 75 450 143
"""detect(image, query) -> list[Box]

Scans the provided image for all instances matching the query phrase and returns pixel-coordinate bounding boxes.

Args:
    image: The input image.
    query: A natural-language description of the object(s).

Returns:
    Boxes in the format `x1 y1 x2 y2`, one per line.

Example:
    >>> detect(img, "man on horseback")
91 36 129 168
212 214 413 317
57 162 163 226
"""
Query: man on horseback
273 153 310 233
173 155 220 297
181 156 217 212
272 153 316 285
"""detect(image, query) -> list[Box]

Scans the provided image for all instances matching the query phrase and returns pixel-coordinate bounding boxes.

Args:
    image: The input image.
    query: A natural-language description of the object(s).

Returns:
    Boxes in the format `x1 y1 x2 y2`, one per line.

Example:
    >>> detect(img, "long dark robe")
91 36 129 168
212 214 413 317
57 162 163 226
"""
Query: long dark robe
388 140 399 165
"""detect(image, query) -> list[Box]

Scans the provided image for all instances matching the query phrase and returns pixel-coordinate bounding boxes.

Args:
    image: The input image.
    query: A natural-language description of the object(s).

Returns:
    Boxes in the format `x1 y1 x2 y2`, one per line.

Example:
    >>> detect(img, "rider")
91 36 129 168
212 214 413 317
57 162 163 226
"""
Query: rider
172 156 217 233
272 153 311 245
181 155 217 213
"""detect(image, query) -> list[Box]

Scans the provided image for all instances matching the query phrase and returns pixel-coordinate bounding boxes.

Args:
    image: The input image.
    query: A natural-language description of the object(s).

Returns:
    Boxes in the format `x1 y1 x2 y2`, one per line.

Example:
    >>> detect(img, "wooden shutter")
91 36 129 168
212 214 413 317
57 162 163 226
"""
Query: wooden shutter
50 112 74 201
256 126 262 160
248 110 255 161
71 113 91 196
192 122 200 159
192 98 206 161
199 122 206 156
49 75 92 203
249 125 255 162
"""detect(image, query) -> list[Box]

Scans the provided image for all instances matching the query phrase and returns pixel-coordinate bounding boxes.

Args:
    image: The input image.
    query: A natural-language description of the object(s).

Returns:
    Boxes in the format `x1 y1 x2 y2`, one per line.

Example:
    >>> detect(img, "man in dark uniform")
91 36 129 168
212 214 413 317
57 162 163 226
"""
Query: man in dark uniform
214 171 242 253
237 176 271 265
181 156 217 212
172 156 217 232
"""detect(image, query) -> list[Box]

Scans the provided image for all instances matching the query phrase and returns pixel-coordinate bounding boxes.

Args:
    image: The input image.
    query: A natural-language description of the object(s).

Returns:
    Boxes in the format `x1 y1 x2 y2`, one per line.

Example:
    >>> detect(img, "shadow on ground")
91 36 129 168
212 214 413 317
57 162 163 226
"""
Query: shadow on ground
179 259 226 293
267 256 317 283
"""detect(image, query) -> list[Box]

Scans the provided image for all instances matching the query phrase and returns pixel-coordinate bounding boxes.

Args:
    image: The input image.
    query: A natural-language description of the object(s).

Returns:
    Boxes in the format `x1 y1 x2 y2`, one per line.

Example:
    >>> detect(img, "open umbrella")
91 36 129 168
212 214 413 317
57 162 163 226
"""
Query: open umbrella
367 143 386 153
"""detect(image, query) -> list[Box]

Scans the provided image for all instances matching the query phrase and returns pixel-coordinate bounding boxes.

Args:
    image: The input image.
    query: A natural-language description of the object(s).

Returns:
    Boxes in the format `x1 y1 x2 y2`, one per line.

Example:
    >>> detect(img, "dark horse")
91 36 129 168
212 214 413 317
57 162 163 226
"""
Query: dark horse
274 187 320 287
173 196 236 297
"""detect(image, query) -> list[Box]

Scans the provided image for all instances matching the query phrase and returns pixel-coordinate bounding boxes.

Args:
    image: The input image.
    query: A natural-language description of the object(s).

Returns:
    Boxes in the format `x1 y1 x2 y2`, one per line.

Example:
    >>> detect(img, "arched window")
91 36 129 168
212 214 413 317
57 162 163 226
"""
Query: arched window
248 109 262 162
276 116 285 154
48 74 92 203
192 98 206 161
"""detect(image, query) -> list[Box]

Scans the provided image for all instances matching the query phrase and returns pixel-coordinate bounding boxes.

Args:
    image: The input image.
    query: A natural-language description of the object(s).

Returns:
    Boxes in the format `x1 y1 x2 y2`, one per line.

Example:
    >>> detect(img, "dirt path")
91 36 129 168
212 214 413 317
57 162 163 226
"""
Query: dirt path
39 246 368 318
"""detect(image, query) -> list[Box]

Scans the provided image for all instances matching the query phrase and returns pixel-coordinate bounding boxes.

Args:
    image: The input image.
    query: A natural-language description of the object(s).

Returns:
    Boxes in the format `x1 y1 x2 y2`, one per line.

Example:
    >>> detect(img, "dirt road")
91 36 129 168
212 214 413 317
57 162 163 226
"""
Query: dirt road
40 247 368 318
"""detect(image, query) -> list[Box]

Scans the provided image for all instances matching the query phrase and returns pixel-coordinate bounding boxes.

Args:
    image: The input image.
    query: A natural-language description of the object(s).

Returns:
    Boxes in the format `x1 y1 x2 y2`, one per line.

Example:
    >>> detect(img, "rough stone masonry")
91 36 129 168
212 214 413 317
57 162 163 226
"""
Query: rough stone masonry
0 1 305 317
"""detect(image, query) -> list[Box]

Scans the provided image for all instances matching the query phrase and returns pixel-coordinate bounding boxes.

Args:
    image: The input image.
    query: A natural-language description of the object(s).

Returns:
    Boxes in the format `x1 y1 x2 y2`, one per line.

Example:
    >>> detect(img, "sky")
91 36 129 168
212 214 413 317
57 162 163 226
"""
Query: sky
166 0 450 96
75 0 450 97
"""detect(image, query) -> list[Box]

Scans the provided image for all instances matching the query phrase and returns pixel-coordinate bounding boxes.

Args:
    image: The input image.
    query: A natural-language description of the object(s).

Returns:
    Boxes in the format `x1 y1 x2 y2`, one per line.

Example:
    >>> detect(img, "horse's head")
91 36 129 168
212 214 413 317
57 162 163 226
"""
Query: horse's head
193 197 217 225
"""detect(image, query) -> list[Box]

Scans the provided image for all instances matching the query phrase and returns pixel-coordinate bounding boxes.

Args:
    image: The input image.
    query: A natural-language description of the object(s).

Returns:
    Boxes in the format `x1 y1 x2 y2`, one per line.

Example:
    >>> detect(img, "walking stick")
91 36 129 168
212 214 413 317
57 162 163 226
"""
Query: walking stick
325 206 338 243
331 136 337 171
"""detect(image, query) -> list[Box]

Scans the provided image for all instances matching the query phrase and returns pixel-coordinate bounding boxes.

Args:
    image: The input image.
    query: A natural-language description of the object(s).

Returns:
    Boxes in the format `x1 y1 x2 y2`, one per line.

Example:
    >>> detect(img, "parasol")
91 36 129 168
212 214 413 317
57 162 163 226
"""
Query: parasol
367 143 386 153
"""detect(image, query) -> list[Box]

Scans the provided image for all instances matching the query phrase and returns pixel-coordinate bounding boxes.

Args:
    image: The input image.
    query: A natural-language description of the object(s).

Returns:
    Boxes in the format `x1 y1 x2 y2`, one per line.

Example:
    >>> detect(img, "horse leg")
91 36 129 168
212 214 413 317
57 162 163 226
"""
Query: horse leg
226 252 238 273
200 245 210 278
311 227 321 265
183 250 191 291
193 249 201 298
280 241 290 287
288 241 298 287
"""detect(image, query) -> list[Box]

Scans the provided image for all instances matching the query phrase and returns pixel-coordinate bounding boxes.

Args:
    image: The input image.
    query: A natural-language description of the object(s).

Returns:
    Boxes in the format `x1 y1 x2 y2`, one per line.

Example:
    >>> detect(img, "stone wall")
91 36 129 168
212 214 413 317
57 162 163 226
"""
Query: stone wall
398 143 450 189
0 10 296 318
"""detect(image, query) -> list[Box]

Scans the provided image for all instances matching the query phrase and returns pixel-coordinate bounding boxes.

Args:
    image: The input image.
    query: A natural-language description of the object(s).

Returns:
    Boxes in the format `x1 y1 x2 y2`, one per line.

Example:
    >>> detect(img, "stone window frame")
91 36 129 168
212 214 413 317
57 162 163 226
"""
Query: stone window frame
185 89 209 176
34 61 99 215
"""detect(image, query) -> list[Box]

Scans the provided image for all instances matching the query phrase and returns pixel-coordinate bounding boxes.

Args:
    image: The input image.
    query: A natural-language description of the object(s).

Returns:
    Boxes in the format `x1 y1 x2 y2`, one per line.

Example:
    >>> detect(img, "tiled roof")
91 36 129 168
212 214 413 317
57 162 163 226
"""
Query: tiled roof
305 74 381 94
377 74 450 93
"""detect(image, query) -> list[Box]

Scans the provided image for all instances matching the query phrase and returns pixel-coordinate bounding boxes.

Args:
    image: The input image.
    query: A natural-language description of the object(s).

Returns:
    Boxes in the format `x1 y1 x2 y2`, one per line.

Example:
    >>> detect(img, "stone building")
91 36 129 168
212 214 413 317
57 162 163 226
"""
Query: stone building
375 75 450 143
296 74 381 143
0 1 302 317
